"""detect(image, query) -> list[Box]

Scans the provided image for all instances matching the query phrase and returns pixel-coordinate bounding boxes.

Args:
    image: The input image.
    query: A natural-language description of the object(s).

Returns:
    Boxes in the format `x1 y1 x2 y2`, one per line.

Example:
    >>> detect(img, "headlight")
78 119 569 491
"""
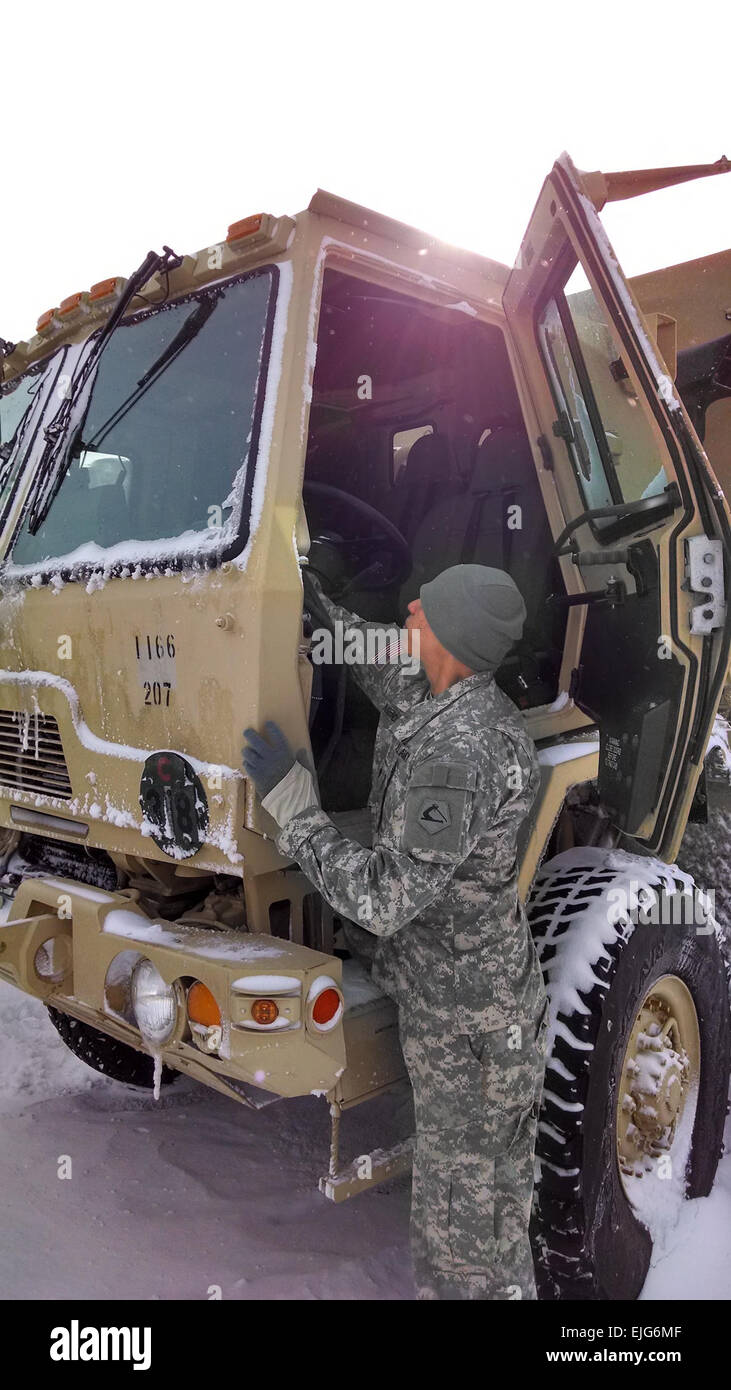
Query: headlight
131 958 178 1045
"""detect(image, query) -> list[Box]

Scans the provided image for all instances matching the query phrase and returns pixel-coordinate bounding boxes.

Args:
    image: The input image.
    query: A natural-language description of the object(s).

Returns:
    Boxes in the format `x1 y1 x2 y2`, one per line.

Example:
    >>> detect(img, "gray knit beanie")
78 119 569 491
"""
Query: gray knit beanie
419 565 527 671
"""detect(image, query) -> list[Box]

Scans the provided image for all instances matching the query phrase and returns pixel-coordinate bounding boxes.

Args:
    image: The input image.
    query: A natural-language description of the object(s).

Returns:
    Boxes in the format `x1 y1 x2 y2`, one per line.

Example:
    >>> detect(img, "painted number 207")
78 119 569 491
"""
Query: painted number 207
143 681 172 707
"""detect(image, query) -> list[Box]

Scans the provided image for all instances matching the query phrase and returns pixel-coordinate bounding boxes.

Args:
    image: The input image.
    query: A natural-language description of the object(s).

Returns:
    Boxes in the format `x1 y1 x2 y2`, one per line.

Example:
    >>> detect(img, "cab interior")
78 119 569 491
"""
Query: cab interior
303 268 568 810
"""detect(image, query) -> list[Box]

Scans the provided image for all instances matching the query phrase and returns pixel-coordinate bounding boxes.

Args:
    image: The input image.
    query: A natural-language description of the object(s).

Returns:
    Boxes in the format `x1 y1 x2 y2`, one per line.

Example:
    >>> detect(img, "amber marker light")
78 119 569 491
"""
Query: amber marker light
58 292 86 317
226 214 263 244
89 276 121 303
187 981 221 1028
36 309 58 333
250 998 279 1026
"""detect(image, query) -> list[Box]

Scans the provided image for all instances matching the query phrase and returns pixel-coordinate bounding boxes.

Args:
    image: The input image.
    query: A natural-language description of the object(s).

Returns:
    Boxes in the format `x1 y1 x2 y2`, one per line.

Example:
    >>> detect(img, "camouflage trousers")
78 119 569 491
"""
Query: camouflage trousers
398 999 549 1301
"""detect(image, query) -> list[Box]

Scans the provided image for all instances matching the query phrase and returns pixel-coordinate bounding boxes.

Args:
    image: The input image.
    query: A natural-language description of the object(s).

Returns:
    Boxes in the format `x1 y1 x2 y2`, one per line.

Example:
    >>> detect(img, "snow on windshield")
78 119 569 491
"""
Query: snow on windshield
0 349 67 519
9 267 276 571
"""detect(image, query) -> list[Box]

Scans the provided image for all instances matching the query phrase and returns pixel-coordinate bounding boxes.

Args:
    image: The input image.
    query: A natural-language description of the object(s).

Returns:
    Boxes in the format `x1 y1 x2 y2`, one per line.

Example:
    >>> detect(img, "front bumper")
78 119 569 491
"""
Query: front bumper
0 876 347 1100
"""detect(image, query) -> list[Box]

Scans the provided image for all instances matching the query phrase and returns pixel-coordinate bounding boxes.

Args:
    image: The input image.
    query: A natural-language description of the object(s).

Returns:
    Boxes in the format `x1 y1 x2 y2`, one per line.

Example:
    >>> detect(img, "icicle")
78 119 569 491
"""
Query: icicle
18 710 30 752
152 1050 163 1101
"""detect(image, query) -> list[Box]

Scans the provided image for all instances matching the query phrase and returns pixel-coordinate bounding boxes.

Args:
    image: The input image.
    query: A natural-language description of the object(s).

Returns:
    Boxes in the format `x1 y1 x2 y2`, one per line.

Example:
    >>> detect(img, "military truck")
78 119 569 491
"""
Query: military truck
0 153 729 1301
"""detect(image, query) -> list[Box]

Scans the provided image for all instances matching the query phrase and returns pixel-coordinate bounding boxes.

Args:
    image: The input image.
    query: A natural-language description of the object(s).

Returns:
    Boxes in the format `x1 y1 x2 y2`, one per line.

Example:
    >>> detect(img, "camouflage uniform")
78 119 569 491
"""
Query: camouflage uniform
275 591 548 1299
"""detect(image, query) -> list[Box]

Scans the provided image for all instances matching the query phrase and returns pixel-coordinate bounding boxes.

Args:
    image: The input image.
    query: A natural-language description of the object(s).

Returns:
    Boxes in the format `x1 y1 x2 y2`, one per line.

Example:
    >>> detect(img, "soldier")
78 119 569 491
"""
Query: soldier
242 563 548 1300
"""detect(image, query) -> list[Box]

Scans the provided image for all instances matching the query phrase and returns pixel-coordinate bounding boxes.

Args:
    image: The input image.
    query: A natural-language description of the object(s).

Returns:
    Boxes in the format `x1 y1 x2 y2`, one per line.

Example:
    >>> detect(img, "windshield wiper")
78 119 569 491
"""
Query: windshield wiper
0 367 52 492
81 289 223 454
0 395 35 467
25 245 182 537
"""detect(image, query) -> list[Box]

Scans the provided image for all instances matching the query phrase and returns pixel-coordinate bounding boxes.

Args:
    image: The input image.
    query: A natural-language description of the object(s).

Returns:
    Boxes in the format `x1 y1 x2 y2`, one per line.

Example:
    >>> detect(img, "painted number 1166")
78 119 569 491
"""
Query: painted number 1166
134 633 177 708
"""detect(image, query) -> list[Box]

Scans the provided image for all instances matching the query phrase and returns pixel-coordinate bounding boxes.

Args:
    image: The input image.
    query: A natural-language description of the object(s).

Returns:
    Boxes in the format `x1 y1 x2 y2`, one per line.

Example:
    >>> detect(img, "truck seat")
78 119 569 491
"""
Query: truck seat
389 432 462 546
399 426 557 645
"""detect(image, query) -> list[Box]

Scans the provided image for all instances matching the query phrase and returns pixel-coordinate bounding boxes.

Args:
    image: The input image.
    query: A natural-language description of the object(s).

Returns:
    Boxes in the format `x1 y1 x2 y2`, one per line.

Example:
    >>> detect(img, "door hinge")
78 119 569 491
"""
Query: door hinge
552 411 574 442
684 537 727 635
536 434 554 471
609 357 629 382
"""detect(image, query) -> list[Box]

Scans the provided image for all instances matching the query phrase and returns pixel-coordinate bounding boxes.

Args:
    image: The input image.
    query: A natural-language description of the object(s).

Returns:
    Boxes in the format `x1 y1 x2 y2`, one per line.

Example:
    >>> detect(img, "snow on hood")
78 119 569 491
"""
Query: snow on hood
0 668 239 781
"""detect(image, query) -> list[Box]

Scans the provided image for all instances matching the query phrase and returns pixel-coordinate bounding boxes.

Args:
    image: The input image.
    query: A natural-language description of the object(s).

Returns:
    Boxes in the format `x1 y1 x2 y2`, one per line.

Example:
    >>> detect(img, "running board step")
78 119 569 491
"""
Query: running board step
319 1135 414 1202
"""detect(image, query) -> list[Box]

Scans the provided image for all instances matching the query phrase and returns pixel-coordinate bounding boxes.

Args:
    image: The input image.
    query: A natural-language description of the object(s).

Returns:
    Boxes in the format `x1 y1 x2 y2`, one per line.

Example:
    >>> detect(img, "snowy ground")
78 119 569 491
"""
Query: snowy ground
0 981 416 1300
2 983 730 1301
1 810 730 1302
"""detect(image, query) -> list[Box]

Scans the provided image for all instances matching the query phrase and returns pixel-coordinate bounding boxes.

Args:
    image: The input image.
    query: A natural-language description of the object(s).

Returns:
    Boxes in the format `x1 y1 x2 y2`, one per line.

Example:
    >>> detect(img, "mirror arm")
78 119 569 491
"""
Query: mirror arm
548 578 627 610
552 482 681 557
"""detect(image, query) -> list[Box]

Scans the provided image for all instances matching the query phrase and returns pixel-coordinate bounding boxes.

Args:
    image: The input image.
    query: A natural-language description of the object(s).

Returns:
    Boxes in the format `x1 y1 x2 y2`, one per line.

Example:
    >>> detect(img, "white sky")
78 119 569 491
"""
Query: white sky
2 0 729 345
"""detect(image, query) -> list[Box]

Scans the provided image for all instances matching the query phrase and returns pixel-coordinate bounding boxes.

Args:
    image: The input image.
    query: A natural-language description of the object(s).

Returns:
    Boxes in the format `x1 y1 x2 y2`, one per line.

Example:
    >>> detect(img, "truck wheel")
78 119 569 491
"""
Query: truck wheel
527 846 731 1300
46 1007 178 1090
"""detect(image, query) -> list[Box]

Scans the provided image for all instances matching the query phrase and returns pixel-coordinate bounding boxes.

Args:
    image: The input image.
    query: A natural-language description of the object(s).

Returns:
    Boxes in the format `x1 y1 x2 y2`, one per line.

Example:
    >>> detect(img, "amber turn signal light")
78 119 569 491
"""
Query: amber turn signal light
187 981 221 1028
250 998 279 1026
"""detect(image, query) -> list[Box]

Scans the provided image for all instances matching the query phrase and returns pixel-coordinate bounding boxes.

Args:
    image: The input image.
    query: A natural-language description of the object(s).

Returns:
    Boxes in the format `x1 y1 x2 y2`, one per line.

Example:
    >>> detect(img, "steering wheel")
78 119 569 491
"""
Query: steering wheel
302 480 412 591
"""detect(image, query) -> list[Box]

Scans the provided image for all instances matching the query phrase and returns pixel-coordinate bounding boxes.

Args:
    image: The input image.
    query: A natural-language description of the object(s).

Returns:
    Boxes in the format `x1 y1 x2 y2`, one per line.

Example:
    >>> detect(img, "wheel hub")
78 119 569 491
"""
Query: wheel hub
617 977 700 1178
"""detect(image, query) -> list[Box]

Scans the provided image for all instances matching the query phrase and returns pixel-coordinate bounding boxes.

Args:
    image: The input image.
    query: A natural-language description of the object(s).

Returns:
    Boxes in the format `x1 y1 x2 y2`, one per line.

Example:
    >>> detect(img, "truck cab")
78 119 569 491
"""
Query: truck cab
1 153 730 1299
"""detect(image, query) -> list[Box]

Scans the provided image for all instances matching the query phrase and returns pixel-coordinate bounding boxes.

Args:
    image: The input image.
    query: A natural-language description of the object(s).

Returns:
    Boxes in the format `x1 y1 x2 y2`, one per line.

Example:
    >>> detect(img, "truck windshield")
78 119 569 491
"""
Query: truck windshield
10 266 275 570
0 351 65 520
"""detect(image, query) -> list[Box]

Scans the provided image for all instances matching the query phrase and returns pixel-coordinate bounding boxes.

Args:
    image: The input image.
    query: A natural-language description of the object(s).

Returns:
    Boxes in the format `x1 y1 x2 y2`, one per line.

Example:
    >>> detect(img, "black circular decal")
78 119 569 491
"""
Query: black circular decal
139 752 209 859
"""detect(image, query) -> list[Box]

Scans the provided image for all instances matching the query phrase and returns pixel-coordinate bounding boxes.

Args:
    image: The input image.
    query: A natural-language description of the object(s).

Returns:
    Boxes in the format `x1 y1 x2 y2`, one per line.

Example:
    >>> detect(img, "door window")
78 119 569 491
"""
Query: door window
538 263 670 520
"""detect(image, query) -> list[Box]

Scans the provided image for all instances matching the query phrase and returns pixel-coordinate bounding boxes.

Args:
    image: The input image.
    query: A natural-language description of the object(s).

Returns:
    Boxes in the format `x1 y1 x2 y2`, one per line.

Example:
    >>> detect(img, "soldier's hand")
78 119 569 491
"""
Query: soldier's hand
241 721 296 799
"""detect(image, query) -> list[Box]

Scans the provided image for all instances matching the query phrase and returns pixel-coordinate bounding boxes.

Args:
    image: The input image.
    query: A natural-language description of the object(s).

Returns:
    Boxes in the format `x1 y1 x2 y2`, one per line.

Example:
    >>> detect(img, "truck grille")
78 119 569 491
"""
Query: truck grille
0 710 72 800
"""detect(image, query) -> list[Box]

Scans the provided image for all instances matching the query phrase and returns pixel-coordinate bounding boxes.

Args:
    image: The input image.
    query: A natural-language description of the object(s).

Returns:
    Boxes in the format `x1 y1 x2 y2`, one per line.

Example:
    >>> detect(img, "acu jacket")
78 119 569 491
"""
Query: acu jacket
274 594 546 1034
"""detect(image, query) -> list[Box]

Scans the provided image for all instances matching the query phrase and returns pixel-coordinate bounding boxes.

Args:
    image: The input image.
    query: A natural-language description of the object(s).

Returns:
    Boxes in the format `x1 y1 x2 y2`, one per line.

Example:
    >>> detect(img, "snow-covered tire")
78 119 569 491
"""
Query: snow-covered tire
527 846 731 1301
47 1007 178 1090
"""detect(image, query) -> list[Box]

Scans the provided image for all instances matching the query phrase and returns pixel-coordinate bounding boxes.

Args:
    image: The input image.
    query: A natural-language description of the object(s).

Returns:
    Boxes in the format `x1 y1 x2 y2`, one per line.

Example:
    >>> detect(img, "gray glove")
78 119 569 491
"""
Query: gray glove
241 722 296 800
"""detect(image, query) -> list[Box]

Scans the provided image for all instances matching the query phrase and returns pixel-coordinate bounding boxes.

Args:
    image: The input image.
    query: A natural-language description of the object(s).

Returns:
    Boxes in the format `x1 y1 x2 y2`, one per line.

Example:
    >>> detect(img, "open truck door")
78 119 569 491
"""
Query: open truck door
504 153 731 861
